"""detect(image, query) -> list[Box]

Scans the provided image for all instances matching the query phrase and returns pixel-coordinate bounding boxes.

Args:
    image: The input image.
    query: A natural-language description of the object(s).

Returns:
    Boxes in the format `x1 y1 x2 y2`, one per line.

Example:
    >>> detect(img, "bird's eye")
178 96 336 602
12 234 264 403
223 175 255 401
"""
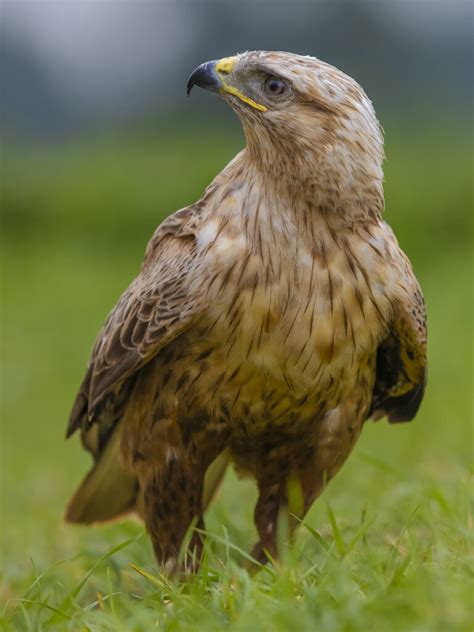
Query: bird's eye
264 76 287 97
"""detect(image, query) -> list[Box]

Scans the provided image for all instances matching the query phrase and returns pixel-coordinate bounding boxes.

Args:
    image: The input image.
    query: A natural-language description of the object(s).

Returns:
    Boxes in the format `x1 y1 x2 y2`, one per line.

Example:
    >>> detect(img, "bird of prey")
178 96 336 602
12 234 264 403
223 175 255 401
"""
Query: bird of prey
65 51 427 572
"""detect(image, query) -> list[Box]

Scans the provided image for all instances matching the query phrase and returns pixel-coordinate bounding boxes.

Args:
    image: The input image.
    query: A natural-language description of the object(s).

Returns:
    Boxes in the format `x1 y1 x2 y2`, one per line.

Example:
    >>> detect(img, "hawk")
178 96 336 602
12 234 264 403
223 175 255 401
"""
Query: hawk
65 51 427 572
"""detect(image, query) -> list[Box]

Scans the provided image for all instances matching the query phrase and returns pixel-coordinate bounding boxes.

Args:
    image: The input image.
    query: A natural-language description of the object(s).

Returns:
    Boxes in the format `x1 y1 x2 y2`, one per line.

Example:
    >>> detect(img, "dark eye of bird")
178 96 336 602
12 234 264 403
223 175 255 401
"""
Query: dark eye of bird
264 76 286 96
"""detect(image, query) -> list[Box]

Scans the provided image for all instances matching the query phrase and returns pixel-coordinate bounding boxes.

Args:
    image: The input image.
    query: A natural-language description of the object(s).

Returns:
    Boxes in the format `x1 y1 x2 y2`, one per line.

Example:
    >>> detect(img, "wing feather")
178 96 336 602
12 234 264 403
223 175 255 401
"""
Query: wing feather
369 251 427 423
66 205 207 448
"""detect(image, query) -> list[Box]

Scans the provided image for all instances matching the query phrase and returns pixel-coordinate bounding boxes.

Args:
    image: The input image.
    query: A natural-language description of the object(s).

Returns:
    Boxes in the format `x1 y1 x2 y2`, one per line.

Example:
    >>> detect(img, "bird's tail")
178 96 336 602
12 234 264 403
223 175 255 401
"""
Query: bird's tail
65 426 138 524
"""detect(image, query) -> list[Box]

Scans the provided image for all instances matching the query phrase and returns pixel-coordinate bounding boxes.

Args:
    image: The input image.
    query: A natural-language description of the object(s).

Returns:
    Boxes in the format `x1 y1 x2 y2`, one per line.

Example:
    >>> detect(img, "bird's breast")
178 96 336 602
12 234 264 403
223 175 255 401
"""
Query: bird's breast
185 217 396 436
201 236 390 391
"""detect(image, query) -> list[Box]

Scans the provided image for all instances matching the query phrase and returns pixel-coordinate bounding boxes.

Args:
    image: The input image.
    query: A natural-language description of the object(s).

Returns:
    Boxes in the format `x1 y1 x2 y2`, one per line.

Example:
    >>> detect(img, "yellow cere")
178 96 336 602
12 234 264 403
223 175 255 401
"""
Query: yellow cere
215 56 268 113
215 57 236 74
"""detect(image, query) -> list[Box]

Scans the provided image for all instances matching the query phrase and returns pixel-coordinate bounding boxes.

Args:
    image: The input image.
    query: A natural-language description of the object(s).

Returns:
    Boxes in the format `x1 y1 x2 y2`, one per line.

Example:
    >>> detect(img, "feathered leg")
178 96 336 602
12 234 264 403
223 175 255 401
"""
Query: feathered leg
250 480 285 565
250 407 365 566
140 455 205 574
135 432 229 574
250 461 328 567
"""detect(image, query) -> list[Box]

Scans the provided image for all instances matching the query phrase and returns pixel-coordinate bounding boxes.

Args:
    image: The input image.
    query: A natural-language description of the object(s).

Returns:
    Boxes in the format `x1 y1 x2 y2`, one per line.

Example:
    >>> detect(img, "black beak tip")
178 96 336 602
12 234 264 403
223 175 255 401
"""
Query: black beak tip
186 61 220 97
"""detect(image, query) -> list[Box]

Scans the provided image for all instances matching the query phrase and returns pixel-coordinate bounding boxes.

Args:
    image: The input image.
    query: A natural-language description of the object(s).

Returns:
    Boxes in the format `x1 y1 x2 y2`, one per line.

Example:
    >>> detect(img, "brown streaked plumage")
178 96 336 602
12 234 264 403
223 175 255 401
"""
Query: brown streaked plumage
65 51 427 572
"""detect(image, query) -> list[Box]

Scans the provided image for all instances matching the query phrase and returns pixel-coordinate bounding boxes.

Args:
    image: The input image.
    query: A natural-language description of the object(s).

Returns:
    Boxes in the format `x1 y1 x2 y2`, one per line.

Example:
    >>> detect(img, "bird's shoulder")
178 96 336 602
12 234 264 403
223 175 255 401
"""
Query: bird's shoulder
66 196 213 446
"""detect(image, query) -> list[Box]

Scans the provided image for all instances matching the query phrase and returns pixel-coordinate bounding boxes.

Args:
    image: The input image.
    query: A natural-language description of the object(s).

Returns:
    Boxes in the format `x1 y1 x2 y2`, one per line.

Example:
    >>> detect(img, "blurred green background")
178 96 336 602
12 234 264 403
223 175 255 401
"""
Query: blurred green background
1 1 473 630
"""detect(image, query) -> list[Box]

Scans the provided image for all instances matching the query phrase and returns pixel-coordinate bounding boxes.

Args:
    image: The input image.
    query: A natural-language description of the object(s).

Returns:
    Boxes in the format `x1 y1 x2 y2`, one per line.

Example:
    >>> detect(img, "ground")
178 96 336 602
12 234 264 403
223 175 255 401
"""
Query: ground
1 122 472 631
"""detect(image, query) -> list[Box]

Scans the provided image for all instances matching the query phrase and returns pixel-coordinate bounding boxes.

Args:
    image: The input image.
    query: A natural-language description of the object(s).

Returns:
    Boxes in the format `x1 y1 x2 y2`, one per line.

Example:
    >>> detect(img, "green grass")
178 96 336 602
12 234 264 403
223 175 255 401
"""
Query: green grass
1 122 473 631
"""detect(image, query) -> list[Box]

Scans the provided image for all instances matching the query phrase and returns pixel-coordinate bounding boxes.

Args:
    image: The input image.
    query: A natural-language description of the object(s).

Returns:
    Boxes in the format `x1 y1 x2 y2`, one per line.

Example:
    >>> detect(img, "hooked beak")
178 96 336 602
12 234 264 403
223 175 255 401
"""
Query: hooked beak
187 60 223 96
187 56 267 112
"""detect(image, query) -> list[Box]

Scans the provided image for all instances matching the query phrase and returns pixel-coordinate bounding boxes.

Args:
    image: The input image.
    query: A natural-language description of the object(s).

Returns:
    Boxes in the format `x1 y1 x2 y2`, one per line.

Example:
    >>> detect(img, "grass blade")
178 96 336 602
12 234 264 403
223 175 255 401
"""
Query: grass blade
326 503 346 557
47 534 139 624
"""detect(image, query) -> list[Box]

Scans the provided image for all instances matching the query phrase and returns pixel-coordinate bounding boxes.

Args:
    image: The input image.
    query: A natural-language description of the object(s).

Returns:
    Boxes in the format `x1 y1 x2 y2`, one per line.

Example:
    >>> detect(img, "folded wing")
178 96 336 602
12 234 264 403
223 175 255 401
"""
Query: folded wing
369 252 427 423
65 205 209 523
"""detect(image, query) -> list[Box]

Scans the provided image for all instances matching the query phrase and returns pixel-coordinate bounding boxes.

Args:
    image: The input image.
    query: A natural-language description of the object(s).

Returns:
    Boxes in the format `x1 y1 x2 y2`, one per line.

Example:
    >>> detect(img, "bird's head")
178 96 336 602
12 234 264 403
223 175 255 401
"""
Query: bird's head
188 51 384 217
